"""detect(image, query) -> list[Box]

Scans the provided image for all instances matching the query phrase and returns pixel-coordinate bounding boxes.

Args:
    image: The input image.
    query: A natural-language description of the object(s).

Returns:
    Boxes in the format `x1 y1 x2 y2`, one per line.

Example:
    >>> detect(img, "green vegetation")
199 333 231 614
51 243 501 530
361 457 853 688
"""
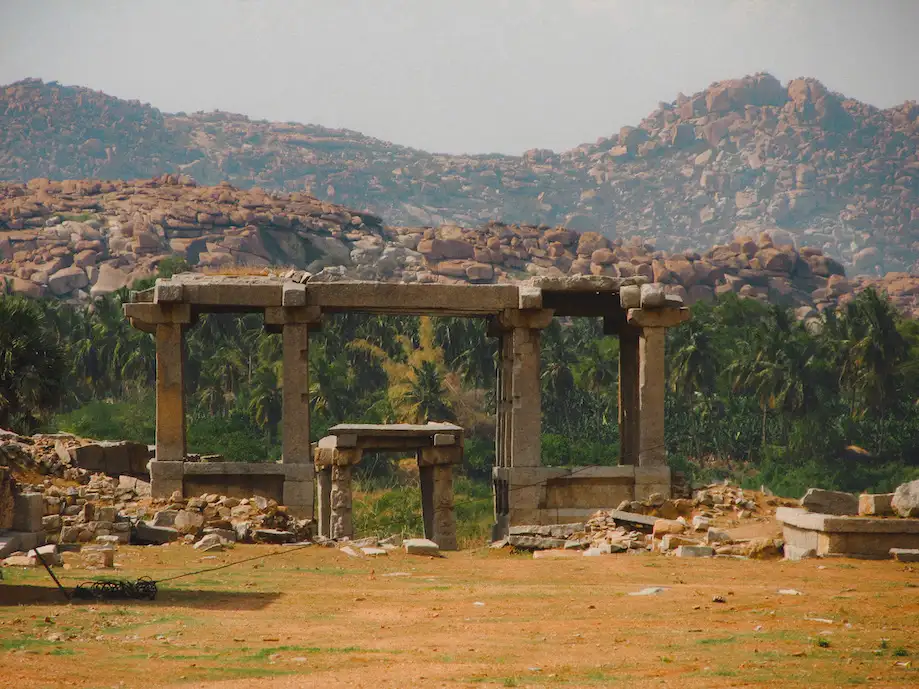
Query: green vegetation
2 263 919 498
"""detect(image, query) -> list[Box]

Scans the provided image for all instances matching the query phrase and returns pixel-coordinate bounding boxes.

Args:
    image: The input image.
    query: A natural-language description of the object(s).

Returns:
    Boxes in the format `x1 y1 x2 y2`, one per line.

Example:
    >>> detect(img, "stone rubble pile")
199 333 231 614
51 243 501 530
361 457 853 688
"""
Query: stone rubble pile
0 470 313 564
504 483 785 559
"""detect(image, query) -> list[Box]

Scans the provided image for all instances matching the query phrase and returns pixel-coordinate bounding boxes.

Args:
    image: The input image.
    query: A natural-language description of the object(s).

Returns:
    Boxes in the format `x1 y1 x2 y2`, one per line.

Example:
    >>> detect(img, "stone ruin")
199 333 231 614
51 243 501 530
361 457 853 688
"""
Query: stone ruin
125 272 689 541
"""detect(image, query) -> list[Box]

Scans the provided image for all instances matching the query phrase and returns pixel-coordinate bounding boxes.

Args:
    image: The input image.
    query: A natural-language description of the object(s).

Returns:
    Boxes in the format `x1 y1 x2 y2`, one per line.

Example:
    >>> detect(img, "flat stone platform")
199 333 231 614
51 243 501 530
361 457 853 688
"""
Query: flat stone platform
777 506 919 559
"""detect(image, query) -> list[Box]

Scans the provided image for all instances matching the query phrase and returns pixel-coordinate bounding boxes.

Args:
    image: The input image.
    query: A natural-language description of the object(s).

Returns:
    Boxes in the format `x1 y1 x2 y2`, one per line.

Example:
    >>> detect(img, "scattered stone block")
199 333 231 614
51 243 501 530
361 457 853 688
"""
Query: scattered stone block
81 546 115 568
800 488 858 516
706 528 732 544
193 533 226 552
360 547 388 557
29 544 62 566
2 553 38 567
12 493 44 532
673 545 715 558
532 549 580 559
508 535 568 550
173 509 205 535
784 544 817 561
890 548 919 562
652 519 685 537
404 538 440 556
134 521 179 545
691 515 711 532
660 534 698 552
892 479 919 518
859 493 894 517
253 529 294 544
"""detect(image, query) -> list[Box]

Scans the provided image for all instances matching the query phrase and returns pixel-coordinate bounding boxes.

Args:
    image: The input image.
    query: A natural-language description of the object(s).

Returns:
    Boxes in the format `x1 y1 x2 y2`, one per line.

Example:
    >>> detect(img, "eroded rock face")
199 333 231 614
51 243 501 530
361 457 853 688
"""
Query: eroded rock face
2 75 919 276
1 176 918 318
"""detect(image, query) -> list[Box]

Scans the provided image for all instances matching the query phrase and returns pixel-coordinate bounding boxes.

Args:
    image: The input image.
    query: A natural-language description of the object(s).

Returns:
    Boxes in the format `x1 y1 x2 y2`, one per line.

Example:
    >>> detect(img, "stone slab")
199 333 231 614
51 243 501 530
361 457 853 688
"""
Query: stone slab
801 488 859 516
507 535 568 550
890 548 919 562
674 545 715 558
328 423 463 437
12 493 44 532
134 521 180 545
403 538 441 556
306 282 519 315
777 507 919 534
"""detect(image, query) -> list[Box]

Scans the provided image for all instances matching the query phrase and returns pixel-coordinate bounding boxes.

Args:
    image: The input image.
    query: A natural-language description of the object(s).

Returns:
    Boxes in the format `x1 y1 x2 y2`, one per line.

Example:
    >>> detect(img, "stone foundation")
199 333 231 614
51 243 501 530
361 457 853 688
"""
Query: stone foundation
494 465 671 528
778 507 919 559
149 461 313 518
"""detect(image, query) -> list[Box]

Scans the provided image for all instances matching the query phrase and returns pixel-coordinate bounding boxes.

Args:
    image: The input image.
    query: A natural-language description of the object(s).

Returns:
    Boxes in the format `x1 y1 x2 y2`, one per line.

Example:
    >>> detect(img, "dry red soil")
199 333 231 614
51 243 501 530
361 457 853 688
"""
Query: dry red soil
1 544 917 688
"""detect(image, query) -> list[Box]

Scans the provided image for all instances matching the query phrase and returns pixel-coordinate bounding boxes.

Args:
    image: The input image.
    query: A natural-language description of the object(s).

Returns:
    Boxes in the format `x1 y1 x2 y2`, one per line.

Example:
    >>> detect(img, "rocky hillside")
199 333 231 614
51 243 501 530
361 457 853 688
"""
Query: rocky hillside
2 75 918 274
2 175 917 319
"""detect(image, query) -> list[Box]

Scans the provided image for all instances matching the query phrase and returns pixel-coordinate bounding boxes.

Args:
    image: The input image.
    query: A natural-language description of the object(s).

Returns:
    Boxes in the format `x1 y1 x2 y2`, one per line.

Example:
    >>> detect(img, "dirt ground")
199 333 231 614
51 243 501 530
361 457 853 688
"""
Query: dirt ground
1 544 917 689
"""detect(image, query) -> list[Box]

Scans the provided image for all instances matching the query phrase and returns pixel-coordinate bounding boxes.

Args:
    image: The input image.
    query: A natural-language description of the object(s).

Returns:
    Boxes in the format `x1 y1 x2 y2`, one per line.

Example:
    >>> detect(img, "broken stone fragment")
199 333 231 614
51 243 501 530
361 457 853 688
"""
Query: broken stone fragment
892 479 919 518
800 488 858 516
403 538 440 556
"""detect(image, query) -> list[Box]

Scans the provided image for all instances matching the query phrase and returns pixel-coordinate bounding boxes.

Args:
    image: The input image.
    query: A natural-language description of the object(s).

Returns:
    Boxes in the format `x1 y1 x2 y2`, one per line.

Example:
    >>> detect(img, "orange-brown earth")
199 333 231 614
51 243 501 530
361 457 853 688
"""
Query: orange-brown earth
2 544 917 688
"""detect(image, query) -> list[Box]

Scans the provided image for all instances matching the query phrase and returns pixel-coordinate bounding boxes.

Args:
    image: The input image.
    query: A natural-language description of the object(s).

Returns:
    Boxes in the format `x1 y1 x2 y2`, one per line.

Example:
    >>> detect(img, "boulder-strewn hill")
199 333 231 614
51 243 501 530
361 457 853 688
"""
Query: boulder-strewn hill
2 175 917 319
2 75 918 274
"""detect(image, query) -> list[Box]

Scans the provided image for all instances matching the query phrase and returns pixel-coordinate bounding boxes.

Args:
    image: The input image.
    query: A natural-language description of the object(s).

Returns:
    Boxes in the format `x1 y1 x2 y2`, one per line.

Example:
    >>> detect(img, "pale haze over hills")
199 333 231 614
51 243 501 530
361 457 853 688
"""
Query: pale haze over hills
1 0 917 155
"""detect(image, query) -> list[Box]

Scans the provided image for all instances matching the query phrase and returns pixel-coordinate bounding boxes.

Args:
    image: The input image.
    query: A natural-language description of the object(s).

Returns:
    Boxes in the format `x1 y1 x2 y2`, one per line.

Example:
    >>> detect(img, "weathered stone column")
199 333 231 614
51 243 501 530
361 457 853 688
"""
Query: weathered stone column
432 463 457 550
329 462 353 540
497 309 553 468
638 326 666 467
618 326 641 466
316 465 332 538
155 320 188 463
418 445 460 550
419 464 435 539
281 321 311 465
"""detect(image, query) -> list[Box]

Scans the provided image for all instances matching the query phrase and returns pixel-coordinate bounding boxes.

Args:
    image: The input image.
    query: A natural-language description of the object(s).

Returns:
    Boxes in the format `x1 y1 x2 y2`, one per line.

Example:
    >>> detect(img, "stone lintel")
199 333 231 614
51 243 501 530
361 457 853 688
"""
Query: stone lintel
777 507 919 534
627 307 691 328
181 282 283 307
306 282 518 315
263 305 322 325
496 308 555 331
124 302 193 325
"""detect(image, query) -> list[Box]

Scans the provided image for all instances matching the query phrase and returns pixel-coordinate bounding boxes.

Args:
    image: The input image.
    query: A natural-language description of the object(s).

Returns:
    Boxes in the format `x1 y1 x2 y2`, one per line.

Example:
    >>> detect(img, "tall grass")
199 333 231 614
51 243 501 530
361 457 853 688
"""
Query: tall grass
353 472 493 548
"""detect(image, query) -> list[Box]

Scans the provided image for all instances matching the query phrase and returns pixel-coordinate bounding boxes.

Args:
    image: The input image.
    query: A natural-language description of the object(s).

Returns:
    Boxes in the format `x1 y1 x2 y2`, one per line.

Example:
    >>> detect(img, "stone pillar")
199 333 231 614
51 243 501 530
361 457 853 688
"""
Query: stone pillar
618 326 641 466
155 322 187 463
510 326 542 467
432 464 457 550
316 466 332 539
282 321 311 465
329 463 353 540
638 326 667 467
418 446 460 550
419 464 434 540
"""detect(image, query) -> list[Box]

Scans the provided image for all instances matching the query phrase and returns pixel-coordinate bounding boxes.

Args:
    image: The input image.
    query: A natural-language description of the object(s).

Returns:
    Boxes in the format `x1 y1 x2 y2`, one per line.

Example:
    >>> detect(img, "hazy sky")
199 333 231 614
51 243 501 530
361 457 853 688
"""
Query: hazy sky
1 1 917 155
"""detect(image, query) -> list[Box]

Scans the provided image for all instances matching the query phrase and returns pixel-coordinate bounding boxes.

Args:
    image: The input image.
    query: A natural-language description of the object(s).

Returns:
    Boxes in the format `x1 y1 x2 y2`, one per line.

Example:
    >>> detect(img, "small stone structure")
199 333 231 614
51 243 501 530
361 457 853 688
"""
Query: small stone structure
125 273 688 537
777 506 919 559
314 423 463 550
148 460 311 517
